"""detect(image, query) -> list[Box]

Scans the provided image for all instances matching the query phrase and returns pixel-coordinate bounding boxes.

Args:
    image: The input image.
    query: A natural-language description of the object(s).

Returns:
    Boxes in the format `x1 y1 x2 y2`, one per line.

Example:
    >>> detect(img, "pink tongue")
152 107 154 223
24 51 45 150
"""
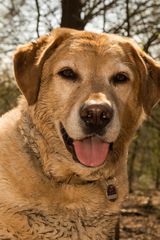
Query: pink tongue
73 137 109 167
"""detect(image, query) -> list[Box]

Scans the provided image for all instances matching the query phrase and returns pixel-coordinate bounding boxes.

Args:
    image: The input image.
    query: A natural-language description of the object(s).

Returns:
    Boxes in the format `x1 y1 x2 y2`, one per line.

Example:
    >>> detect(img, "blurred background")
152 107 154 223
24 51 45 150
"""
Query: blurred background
0 1 160 239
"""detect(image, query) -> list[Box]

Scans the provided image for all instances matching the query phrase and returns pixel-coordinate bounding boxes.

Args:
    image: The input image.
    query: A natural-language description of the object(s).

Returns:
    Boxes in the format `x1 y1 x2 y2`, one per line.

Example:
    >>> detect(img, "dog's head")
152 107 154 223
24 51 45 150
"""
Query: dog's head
14 28 160 180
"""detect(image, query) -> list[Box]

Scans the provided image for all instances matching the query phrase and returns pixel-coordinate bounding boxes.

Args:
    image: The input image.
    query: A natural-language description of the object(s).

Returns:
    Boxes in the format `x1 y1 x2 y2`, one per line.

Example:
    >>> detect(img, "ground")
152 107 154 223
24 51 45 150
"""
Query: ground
120 190 160 240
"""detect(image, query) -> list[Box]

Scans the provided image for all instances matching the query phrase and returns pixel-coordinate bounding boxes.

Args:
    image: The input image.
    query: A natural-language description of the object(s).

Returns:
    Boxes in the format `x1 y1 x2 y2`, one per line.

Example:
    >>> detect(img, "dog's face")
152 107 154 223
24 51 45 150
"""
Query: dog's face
14 28 160 179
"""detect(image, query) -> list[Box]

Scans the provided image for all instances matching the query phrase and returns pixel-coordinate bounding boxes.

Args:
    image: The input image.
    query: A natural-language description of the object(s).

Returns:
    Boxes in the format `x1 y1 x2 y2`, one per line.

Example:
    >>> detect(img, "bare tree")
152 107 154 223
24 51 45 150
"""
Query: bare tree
61 0 84 29
61 0 117 30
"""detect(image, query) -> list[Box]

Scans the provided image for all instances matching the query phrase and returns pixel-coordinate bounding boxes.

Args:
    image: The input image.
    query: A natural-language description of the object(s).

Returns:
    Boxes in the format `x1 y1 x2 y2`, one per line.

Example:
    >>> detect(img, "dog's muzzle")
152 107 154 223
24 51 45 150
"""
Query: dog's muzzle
60 122 112 168
60 102 114 168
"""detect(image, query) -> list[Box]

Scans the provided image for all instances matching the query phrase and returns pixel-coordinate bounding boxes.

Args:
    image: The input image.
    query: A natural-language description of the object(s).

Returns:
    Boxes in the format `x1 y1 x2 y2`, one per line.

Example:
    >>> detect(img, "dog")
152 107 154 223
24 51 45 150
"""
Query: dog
0 28 159 240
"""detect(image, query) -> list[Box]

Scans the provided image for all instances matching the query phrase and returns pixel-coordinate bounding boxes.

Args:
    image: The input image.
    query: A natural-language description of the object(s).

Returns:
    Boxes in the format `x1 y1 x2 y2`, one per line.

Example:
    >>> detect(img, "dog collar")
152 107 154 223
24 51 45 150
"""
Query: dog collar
59 174 118 201
18 112 41 160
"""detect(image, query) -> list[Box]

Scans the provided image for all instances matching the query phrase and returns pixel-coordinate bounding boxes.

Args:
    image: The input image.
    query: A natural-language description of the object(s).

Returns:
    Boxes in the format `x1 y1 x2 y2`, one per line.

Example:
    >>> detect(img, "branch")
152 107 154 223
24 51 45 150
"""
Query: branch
126 0 130 36
83 0 117 25
143 32 160 53
110 1 160 34
102 0 106 32
35 0 40 37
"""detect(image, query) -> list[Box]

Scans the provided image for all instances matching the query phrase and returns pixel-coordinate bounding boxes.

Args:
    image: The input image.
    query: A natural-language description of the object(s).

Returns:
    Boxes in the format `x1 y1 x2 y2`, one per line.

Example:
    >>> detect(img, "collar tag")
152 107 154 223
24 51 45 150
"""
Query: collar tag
106 177 118 201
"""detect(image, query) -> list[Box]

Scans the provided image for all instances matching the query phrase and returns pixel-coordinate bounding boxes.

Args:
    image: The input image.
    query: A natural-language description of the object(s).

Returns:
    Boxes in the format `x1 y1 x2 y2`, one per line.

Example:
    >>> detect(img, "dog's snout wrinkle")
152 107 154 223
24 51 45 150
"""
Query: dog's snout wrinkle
80 103 113 134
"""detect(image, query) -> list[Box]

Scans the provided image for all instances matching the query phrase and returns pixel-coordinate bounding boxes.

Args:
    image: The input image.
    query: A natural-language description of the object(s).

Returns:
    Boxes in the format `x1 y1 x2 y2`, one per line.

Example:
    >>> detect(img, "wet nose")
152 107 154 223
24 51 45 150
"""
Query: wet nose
80 103 113 133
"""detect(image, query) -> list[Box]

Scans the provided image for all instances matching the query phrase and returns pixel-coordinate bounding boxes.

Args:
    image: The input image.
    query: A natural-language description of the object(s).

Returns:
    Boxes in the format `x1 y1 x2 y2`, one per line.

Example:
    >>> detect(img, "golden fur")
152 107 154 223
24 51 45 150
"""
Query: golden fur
0 28 159 239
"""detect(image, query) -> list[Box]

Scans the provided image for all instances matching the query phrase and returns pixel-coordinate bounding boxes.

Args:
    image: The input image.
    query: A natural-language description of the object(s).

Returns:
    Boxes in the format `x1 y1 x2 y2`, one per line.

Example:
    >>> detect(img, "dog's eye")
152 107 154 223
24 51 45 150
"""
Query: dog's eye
58 68 77 81
111 73 129 85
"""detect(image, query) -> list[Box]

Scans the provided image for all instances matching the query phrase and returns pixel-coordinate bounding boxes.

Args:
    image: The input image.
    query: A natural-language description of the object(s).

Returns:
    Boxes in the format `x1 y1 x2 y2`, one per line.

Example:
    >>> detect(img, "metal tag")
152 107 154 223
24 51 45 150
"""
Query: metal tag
106 184 117 201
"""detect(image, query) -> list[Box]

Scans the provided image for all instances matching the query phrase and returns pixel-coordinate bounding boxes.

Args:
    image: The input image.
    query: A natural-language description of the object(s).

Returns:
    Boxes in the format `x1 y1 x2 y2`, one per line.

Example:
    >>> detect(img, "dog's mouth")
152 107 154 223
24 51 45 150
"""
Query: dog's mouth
60 123 112 168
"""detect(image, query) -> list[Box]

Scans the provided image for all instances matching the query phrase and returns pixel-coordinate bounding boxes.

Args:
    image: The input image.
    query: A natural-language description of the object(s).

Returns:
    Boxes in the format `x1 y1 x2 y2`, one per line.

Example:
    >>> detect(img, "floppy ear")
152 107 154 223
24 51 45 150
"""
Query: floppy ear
140 51 160 115
14 28 77 105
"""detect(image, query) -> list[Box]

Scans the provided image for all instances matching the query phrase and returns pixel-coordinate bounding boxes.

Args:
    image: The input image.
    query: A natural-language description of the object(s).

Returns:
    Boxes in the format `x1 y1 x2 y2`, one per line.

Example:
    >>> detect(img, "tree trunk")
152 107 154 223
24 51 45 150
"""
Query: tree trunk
61 0 84 30
128 138 139 193
115 218 120 240
155 167 160 190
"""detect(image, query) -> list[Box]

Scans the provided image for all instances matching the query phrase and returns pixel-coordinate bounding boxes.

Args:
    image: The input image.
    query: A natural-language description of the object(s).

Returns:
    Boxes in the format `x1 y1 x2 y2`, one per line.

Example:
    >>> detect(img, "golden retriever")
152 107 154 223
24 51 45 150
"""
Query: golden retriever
0 28 159 240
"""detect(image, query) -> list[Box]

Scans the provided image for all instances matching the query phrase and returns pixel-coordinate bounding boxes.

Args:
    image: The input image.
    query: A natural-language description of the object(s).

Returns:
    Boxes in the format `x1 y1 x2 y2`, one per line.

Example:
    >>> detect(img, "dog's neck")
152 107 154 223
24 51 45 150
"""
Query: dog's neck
18 110 126 203
18 111 41 160
18 111 117 187
18 111 101 185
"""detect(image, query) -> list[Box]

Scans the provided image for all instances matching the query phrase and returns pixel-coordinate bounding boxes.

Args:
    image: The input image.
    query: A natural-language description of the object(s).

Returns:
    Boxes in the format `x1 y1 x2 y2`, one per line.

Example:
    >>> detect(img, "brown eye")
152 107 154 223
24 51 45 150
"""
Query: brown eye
58 68 77 81
112 72 129 85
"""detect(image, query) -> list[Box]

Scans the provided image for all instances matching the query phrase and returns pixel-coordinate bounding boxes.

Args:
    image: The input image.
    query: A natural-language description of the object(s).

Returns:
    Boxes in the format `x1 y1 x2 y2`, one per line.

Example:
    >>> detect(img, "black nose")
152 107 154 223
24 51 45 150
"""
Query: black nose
80 103 113 133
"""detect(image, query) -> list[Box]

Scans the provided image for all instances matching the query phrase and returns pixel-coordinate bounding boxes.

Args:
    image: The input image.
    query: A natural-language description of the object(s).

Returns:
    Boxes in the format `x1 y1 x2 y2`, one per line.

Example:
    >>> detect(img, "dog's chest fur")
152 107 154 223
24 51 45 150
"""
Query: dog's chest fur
1 206 118 240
